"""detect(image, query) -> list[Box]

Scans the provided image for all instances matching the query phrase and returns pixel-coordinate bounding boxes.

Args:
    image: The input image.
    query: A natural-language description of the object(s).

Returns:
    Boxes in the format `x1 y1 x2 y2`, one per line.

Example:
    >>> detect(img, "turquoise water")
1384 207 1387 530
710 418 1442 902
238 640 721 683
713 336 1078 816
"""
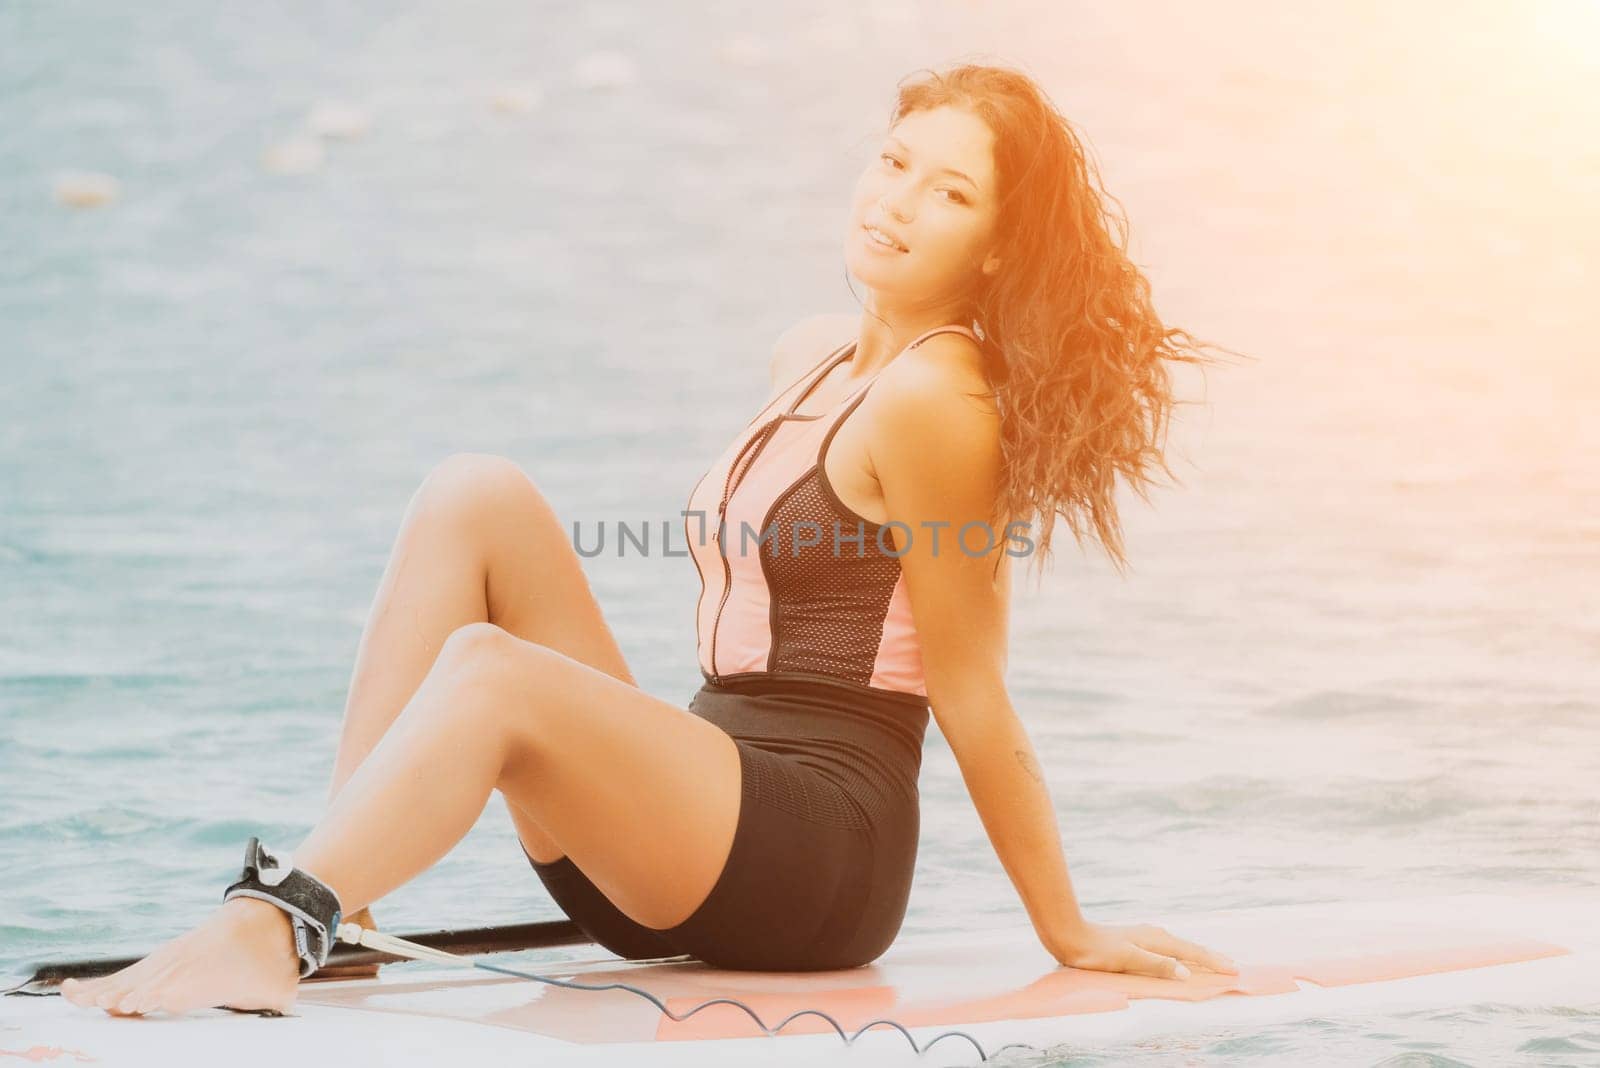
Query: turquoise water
4 1 1598 1063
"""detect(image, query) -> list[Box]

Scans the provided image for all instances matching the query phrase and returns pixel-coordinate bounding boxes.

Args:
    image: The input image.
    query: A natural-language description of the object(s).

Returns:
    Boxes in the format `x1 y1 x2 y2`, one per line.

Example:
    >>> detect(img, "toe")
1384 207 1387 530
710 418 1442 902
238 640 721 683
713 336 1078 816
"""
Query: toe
84 958 159 1012
130 987 165 1017
113 987 148 1016
94 978 137 1012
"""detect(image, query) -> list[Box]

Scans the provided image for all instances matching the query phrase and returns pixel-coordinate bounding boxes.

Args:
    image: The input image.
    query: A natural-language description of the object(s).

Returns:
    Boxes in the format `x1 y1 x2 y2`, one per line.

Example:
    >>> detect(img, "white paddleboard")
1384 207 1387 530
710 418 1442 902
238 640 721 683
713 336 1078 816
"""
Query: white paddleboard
6 889 1595 1067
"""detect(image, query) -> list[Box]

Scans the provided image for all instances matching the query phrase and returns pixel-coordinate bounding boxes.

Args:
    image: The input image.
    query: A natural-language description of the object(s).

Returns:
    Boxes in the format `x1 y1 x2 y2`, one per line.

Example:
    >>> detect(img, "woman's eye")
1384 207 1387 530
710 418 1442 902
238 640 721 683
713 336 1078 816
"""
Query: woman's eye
880 154 965 204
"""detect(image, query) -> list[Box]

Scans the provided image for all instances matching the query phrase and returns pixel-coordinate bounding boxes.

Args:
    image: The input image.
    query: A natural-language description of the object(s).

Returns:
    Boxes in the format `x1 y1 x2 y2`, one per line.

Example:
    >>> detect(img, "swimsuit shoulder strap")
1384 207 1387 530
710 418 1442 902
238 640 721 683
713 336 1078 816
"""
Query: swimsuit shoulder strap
818 323 983 432
745 340 854 428
905 323 981 350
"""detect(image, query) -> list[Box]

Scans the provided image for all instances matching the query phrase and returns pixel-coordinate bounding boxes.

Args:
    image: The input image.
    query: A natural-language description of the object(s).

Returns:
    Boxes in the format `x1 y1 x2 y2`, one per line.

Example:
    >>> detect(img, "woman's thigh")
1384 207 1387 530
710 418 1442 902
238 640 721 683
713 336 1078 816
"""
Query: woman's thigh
465 625 742 932
431 453 645 862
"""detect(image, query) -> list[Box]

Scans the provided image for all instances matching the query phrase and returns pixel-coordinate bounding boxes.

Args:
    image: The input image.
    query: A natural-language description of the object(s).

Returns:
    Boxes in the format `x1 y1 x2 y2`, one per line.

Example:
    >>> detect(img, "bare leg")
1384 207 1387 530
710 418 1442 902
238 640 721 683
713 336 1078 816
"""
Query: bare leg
62 625 741 1017
59 454 689 1016
317 453 634 958
327 453 638 865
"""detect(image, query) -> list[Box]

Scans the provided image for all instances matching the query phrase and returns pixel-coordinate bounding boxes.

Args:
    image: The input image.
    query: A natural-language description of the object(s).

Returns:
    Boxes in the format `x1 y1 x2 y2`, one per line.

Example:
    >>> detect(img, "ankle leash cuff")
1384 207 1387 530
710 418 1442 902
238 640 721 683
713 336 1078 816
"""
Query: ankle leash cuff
223 837 344 979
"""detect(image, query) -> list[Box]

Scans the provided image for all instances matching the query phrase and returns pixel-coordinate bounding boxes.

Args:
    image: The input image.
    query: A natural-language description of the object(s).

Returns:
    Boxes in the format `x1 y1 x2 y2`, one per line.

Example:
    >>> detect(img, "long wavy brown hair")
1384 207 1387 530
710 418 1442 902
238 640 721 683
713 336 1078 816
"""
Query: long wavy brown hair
857 62 1246 584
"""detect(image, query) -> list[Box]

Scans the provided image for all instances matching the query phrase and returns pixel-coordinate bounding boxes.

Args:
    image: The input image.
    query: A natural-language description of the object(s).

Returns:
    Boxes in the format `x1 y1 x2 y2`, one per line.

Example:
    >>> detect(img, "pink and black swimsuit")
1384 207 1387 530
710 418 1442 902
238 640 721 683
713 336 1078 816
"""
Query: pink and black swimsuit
530 324 982 971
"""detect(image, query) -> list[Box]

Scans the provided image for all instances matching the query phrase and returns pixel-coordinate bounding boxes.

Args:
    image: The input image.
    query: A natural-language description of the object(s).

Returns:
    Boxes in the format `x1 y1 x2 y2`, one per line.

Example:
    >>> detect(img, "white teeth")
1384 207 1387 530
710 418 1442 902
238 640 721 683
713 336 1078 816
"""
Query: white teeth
866 226 905 251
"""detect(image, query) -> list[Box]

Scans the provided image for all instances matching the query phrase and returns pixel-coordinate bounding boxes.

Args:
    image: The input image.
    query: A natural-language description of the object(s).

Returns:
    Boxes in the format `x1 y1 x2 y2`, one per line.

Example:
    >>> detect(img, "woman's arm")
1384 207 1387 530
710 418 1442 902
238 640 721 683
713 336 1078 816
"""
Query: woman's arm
869 340 1237 978
924 661 1093 953
867 343 1085 947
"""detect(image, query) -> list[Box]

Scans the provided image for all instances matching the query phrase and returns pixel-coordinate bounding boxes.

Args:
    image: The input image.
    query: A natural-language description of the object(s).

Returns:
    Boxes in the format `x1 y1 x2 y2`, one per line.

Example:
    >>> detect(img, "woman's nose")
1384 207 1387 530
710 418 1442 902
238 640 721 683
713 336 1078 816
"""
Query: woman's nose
877 194 911 224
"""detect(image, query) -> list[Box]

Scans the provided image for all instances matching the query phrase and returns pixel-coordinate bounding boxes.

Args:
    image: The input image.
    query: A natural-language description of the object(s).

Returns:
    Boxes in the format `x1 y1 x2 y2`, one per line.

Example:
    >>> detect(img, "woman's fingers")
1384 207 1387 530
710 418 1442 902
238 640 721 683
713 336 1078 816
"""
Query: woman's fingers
1137 926 1239 974
1048 920 1236 981
1123 942 1189 979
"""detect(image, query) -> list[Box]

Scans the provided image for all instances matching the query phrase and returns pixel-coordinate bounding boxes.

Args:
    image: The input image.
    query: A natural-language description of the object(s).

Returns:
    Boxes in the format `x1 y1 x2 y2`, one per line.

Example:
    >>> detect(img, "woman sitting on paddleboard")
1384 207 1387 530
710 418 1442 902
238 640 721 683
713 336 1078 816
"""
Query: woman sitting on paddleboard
65 61 1239 1017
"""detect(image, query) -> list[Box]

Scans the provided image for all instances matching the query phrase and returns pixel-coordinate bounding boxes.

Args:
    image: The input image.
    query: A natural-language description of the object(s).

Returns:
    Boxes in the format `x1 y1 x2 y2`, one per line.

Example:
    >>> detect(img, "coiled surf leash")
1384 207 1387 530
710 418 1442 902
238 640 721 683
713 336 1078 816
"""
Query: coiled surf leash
332 922 1035 1062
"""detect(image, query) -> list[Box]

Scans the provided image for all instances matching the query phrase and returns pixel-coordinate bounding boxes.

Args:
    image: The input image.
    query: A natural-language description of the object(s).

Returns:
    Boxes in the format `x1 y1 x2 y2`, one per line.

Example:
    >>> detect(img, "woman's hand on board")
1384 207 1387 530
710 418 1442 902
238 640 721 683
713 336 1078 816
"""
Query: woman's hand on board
1047 919 1239 980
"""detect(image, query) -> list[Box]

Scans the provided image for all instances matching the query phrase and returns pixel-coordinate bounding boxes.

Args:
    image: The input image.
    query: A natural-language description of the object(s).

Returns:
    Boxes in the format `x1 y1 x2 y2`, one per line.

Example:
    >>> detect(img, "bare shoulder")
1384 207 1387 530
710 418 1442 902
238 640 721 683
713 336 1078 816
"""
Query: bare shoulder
866 333 1008 596
863 331 1003 518
874 331 999 424
768 312 857 391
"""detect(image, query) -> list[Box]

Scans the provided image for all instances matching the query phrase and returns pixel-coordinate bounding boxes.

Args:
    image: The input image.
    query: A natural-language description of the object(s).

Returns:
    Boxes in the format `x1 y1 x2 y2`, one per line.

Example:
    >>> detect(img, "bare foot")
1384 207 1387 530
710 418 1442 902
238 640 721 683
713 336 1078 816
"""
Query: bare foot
60 897 301 1016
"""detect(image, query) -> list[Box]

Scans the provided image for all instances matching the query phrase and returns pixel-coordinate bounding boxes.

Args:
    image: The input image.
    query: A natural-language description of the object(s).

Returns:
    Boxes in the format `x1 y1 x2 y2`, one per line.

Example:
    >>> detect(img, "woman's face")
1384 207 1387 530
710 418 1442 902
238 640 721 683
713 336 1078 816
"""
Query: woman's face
844 105 1001 302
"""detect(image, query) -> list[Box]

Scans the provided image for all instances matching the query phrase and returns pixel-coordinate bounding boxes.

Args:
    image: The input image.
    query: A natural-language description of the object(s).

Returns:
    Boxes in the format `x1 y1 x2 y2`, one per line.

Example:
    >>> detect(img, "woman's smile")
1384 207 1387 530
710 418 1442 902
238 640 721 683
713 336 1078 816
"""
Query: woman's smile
861 223 910 254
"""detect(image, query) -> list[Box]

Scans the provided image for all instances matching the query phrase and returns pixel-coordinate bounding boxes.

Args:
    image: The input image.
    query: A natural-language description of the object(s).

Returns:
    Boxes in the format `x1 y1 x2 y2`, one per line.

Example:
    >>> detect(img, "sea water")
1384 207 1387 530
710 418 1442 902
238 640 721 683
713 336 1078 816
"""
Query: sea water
3 1 1597 1064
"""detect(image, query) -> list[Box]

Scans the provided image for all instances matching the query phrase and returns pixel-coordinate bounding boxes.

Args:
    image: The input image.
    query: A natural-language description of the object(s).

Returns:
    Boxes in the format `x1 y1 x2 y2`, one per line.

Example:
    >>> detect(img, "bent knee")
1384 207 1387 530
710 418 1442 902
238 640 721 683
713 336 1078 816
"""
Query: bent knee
436 624 560 735
420 452 548 528
440 620 516 661
439 622 559 679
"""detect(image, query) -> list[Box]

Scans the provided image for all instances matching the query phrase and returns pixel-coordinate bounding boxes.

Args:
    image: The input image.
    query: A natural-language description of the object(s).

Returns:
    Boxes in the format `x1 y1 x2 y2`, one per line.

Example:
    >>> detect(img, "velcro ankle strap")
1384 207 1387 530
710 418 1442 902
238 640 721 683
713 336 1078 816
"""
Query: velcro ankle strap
223 837 344 979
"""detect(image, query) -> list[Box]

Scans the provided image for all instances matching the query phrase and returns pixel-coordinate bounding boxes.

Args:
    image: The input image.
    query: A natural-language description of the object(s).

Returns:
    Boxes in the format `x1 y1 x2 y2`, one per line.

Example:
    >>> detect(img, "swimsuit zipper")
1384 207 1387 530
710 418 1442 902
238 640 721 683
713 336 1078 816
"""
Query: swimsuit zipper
703 346 855 681
708 417 783 680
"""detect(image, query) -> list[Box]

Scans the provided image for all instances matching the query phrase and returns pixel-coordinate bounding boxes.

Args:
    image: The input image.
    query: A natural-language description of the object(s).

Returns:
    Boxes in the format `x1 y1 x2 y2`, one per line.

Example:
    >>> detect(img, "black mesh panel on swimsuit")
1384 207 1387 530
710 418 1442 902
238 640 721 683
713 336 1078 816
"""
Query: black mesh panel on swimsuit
761 475 902 686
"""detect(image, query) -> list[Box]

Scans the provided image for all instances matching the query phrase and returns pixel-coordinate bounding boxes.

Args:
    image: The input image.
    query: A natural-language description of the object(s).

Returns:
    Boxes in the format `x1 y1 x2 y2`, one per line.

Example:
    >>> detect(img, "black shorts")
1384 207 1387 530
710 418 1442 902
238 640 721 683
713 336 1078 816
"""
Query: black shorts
527 671 930 971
